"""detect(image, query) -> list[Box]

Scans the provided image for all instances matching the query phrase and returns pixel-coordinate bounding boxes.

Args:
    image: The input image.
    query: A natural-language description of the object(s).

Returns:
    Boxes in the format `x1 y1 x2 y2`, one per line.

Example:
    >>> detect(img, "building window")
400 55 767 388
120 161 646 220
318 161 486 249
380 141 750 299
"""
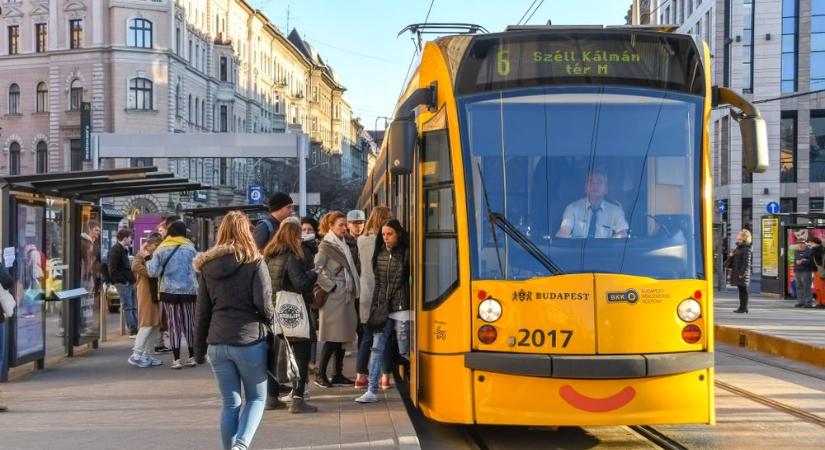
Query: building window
36 141 48 174
201 99 205 127
780 112 797 183
811 197 825 213
130 158 153 167
813 0 825 89
70 139 82 171
69 79 83 111
36 82 48 112
8 142 21 175
742 0 754 93
781 0 798 92
175 83 181 117
781 197 797 216
220 57 227 81
7 25 19 55
69 19 83 49
811 111 825 182
188 94 192 123
175 26 181 55
188 40 193 62
8 83 20 114
195 98 200 126
127 18 153 48
128 78 153 110
742 197 753 230
220 105 228 132
36 23 47 53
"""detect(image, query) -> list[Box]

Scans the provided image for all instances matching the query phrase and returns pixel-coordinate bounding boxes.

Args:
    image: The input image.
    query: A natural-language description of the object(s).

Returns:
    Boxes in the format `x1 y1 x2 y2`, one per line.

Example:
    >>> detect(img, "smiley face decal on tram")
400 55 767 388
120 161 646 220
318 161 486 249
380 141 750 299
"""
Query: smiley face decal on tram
558 385 637 413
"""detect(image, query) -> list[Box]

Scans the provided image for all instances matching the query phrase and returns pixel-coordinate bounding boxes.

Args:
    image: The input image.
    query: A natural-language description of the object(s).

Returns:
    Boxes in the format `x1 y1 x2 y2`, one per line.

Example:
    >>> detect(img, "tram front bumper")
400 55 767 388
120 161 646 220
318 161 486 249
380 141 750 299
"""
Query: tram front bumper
464 350 713 378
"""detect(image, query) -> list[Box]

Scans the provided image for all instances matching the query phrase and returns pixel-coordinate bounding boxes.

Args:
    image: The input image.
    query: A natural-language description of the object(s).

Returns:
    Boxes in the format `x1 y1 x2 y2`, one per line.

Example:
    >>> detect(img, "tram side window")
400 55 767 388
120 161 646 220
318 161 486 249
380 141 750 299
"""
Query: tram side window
422 129 458 308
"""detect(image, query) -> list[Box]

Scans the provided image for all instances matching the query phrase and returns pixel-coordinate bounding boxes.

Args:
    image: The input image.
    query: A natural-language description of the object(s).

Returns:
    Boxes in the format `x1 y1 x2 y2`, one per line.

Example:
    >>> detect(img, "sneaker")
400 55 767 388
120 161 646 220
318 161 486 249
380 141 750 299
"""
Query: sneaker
278 390 294 402
145 355 163 366
128 354 150 368
380 378 393 390
331 374 355 386
154 345 172 354
288 396 318 413
794 303 805 307
314 375 333 388
128 334 137 339
355 391 378 403
265 396 287 410
183 358 197 367
0 403 8 412
170 359 183 369
354 376 368 389
344 351 353 357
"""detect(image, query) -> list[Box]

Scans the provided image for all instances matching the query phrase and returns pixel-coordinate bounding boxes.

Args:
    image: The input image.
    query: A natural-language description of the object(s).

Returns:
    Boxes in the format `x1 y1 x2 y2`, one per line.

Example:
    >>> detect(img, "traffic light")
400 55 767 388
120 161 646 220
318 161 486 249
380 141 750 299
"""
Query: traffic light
725 221 731 238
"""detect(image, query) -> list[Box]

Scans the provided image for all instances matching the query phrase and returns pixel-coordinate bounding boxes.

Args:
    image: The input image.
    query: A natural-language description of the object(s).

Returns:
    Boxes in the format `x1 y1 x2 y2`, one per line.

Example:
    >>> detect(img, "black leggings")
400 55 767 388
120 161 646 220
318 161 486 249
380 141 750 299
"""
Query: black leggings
737 285 749 310
291 340 312 397
319 341 345 378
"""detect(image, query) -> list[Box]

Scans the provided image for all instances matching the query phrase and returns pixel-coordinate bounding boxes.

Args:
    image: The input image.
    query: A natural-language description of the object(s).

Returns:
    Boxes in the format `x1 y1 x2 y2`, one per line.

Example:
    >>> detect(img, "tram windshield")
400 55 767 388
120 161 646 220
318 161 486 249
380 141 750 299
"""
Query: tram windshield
460 86 704 281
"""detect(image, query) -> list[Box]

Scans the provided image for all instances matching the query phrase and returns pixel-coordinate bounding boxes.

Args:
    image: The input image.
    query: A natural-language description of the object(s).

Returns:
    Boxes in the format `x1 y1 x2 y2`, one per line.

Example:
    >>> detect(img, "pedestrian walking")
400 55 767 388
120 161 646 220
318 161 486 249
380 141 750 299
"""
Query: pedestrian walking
194 211 273 450
726 229 753 314
314 211 359 388
355 206 392 389
108 229 138 337
264 220 319 413
147 221 199 368
356 219 411 404
0 264 14 412
128 233 165 367
793 238 816 308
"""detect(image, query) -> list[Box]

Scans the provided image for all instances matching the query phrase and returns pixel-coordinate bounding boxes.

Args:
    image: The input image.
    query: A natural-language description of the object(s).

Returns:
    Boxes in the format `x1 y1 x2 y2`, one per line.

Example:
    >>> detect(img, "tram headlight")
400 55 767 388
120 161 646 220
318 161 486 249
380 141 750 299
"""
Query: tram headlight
478 298 502 323
677 299 702 322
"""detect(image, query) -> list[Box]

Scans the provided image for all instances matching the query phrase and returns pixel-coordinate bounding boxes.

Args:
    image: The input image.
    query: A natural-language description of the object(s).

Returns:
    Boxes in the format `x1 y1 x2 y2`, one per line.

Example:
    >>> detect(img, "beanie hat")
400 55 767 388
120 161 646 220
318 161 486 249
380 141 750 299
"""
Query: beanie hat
268 192 294 212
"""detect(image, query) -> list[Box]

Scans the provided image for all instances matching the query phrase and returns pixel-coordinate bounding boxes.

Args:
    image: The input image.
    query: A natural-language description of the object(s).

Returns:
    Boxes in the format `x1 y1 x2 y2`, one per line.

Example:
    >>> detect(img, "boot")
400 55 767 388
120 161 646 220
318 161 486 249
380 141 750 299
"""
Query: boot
317 343 334 380
288 396 318 413
0 403 7 412
314 373 333 388
265 396 287 410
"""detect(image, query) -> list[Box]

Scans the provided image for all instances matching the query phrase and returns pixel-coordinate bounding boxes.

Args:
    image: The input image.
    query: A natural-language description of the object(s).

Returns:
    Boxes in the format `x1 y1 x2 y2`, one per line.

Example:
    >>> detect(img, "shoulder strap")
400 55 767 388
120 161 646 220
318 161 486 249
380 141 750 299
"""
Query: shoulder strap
264 218 275 235
158 245 182 280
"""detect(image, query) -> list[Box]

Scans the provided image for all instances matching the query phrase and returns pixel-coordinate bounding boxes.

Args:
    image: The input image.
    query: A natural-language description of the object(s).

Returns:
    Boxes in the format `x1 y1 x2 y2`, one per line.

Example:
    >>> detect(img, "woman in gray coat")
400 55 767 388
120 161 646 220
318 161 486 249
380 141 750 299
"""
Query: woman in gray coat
314 211 359 388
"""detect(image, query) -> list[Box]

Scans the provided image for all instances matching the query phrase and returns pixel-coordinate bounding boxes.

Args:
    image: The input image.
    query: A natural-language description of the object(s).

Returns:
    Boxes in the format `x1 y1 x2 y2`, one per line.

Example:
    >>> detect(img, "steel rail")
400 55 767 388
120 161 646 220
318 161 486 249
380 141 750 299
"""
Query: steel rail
627 425 689 450
715 380 825 428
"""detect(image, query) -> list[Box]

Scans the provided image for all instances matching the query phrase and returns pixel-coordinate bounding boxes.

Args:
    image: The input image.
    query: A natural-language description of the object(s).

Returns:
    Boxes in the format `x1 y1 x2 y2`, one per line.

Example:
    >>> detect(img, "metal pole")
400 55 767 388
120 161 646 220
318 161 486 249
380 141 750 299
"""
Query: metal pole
298 133 307 217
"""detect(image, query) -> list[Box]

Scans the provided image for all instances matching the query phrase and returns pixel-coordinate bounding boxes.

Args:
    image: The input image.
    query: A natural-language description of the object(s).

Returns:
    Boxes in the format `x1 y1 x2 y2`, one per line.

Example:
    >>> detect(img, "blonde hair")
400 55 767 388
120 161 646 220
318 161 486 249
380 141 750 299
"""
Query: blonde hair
365 206 392 235
319 211 346 235
214 211 260 263
263 220 303 259
738 229 752 245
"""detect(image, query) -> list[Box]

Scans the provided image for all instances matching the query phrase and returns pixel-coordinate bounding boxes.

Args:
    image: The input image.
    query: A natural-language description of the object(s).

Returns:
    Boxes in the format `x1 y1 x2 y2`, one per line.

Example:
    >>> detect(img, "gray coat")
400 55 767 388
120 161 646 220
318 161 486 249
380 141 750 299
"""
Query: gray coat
357 233 378 324
315 241 358 343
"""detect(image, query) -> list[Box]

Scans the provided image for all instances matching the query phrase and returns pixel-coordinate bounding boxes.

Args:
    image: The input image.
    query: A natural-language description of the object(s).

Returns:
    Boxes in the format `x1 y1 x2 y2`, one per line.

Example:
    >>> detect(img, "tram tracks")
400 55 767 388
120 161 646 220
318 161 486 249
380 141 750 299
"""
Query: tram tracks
627 425 689 450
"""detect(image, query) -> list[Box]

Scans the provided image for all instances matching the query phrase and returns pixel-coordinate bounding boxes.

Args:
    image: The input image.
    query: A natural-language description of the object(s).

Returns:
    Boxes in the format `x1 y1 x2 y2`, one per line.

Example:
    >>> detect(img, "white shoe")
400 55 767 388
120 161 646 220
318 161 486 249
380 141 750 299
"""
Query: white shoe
279 390 294 402
355 391 378 403
145 355 163 366
170 359 183 369
128 354 150 368
183 357 197 367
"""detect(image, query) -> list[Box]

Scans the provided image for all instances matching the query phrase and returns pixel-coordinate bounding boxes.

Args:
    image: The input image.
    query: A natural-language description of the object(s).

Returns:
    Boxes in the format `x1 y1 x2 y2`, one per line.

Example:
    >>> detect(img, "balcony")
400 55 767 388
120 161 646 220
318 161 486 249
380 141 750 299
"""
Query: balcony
214 33 232 47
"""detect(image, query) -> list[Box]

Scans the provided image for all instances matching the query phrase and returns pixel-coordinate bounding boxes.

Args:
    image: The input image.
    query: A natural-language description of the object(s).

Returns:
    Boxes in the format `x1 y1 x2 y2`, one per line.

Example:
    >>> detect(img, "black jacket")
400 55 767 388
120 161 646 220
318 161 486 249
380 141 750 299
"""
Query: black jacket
253 217 280 250
193 246 273 363
345 233 361 275
267 248 318 341
367 244 409 330
0 265 12 323
107 243 135 284
728 243 752 287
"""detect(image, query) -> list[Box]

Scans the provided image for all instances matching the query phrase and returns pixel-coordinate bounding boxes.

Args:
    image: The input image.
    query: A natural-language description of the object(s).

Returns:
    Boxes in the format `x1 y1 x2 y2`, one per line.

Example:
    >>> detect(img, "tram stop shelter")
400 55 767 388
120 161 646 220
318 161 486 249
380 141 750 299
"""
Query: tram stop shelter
0 167 208 381
181 204 268 250
759 212 825 300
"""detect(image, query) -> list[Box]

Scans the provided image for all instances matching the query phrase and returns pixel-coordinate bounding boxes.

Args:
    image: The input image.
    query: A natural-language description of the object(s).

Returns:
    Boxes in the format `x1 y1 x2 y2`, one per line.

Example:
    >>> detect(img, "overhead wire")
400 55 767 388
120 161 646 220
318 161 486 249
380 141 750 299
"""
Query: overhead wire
397 0 437 99
523 0 546 25
517 0 540 25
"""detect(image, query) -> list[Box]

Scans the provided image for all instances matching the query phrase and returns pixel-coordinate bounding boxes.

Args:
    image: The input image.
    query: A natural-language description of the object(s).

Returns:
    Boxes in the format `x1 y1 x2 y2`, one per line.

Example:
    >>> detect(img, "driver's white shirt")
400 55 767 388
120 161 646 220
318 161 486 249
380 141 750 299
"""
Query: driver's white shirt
559 198 629 238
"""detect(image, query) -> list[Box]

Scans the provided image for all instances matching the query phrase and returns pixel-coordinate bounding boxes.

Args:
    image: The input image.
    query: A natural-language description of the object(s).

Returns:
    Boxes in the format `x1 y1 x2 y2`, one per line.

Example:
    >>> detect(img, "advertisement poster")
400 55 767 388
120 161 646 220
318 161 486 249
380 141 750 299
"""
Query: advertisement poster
15 203 45 359
785 228 825 298
762 217 779 277
78 219 101 339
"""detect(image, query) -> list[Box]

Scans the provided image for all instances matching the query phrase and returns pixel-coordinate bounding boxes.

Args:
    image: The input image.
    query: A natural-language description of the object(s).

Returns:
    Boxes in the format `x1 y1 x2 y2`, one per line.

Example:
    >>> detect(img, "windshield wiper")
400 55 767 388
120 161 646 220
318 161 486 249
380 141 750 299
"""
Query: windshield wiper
489 211 565 276
476 162 505 278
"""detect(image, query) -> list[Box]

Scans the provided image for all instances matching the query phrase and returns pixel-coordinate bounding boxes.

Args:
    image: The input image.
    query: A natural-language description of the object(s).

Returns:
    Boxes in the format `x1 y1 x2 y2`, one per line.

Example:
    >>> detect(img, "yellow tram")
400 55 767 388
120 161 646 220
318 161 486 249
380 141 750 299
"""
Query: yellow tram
359 25 768 426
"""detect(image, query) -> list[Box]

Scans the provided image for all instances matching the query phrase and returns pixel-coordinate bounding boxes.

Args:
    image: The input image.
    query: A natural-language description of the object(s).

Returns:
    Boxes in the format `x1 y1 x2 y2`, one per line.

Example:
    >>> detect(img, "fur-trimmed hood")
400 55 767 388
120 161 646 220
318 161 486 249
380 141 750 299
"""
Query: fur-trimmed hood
194 245 262 281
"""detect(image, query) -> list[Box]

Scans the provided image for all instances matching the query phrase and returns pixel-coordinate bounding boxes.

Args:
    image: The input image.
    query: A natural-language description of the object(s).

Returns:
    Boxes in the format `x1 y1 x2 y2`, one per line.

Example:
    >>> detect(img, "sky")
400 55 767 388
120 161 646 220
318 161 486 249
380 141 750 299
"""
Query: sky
251 0 630 131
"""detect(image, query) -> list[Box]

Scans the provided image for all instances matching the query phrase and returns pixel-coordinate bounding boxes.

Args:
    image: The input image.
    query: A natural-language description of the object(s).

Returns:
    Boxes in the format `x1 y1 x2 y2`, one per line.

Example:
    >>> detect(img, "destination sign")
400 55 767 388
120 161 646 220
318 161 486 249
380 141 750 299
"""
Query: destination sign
456 31 705 96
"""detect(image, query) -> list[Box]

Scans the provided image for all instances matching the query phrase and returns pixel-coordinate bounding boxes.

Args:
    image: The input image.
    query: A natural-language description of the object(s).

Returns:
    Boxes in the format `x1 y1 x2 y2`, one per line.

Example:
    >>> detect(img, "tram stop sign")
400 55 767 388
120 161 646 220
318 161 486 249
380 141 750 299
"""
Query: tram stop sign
766 201 780 215
718 202 726 214
248 185 264 205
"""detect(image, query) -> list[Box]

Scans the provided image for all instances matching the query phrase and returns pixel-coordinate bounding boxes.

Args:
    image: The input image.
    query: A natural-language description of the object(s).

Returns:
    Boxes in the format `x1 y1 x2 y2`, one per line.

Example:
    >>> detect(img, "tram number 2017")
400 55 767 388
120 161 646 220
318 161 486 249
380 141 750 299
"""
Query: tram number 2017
517 329 573 348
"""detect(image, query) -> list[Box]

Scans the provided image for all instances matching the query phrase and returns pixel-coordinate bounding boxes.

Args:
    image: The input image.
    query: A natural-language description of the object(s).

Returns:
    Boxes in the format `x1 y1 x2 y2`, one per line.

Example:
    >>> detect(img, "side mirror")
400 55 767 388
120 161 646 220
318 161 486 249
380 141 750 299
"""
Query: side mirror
388 118 417 175
738 115 768 173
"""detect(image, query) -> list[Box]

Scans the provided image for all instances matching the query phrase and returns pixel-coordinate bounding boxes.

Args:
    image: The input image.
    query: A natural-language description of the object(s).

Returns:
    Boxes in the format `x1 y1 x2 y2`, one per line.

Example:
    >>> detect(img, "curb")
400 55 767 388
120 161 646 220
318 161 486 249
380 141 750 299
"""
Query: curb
715 325 825 369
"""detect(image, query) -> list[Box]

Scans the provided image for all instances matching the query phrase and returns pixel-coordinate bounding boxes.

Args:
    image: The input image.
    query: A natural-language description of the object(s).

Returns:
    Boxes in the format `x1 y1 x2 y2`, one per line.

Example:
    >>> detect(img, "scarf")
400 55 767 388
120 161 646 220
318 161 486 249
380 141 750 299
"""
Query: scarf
323 232 360 298
80 232 94 243
158 235 193 249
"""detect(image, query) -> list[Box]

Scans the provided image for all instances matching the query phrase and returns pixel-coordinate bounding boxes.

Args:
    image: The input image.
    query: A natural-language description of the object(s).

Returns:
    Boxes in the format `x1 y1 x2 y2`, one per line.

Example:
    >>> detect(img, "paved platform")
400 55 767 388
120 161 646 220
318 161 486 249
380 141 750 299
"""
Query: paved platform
0 320 420 450
714 289 825 368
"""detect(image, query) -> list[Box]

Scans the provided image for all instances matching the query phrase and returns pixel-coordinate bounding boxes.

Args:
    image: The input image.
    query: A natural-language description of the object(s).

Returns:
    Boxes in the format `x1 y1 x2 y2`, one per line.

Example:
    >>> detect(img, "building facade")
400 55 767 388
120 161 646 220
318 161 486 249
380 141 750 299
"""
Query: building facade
0 0 365 214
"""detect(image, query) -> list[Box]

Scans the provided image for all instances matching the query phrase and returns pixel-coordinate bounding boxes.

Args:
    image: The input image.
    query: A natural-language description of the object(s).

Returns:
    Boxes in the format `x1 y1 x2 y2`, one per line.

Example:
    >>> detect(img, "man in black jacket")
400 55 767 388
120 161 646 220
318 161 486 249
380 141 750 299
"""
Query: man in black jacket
253 192 294 250
108 229 138 336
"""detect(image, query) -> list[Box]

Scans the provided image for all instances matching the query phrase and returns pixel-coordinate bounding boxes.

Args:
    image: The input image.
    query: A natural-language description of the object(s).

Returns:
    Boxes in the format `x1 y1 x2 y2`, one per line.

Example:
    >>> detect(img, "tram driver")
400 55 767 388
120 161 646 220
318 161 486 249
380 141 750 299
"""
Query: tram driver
556 169 629 239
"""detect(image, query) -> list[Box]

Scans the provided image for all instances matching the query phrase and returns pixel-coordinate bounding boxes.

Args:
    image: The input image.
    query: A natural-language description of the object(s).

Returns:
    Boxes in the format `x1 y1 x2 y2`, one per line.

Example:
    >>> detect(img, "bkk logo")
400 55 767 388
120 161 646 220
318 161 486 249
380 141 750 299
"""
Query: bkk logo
606 289 639 304
278 303 304 329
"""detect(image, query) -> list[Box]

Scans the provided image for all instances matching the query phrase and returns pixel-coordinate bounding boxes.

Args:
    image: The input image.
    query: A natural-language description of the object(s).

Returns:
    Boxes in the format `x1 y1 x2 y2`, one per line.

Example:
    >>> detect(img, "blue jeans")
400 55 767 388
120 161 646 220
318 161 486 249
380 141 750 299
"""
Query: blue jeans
115 283 137 332
207 340 268 450
367 319 410 393
796 271 813 306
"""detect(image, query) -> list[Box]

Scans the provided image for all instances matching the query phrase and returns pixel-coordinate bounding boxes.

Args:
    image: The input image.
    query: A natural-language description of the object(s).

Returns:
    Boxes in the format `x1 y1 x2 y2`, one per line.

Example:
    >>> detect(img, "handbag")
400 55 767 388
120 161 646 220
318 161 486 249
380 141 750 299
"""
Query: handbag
0 286 15 318
311 284 329 310
273 290 310 339
270 308 301 383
